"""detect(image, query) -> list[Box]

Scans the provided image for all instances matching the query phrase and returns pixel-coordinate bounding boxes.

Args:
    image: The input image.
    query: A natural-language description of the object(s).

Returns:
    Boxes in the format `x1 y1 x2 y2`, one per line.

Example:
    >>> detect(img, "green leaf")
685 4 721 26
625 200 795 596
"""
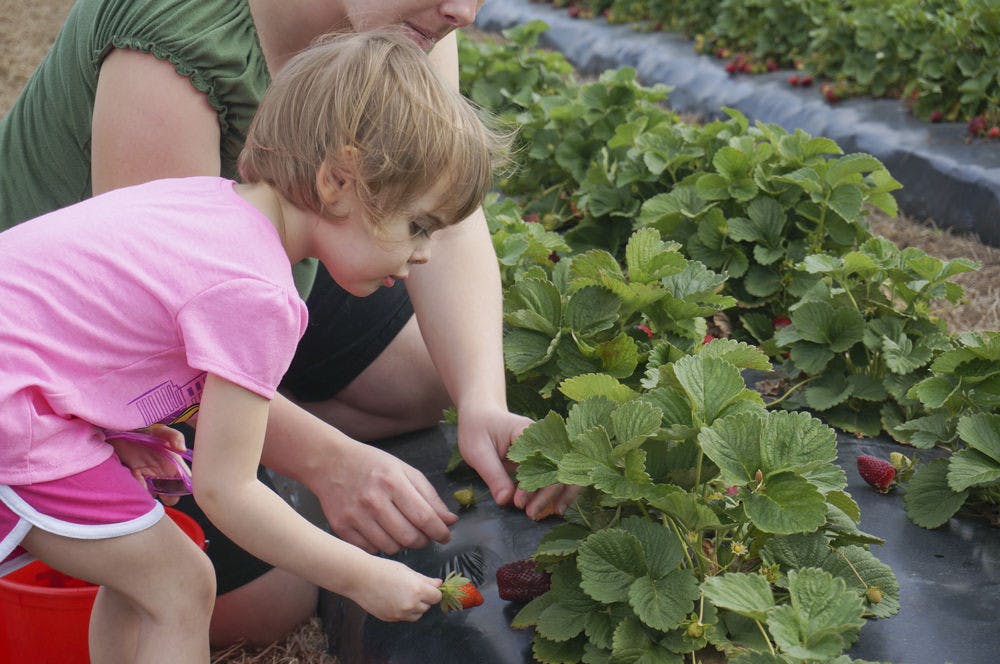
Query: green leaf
766 568 865 660
620 516 684 577
517 453 562 491
825 153 884 188
506 278 563 335
673 355 747 424
534 523 592 560
805 372 852 411
535 573 598 642
611 617 683 663
611 400 663 454
566 285 620 337
744 472 828 534
505 328 559 374
558 425 614 486
701 572 776 621
577 529 647 603
790 342 835 374
947 450 1000 492
793 301 865 352
512 591 556 628
626 227 685 283
629 570 700 631
957 413 1000 461
508 411 571 463
560 373 637 404
697 338 772 371
823 545 900 619
761 411 838 473
903 459 969 529
532 634 587 664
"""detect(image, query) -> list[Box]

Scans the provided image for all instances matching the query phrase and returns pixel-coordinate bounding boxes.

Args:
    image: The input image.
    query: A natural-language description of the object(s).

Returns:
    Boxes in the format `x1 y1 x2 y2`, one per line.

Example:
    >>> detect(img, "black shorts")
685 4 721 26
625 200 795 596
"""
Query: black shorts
176 264 413 594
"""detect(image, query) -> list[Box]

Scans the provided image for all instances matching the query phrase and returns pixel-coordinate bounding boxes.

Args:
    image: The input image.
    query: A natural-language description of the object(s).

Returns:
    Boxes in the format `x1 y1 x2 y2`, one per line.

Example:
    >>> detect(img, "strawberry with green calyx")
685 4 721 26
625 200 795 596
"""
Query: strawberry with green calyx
496 559 551 602
857 455 896 493
438 572 483 613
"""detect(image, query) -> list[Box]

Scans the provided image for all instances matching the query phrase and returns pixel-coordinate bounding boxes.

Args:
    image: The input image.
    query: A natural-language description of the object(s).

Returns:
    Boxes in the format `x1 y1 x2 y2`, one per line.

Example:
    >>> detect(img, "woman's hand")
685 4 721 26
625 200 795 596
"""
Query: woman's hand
456 405 581 520
310 442 458 555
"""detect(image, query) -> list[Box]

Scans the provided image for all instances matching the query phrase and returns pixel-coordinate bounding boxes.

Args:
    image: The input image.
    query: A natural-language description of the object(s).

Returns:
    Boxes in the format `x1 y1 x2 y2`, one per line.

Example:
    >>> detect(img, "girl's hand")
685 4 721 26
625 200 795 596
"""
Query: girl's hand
108 425 189 506
349 557 442 622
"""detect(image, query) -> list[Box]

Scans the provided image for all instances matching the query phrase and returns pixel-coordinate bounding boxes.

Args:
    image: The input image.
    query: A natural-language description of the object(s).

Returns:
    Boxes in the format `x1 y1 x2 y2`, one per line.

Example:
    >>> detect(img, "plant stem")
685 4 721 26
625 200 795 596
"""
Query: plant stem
765 375 817 409
754 619 776 655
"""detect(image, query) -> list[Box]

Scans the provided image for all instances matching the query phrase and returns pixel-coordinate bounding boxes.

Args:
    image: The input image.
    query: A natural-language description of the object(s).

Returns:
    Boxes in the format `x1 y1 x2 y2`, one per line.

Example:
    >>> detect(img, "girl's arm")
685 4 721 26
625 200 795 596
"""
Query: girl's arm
192 374 442 622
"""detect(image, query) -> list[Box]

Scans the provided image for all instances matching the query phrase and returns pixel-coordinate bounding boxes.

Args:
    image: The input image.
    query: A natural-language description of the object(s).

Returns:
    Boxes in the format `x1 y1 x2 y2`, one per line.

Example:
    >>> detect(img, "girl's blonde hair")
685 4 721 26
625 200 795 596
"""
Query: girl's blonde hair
238 30 509 230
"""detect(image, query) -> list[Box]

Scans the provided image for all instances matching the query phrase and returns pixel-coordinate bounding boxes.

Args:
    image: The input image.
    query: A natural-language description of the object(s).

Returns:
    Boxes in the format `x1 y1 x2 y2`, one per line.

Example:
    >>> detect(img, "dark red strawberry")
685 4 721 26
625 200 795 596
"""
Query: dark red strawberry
799 75 813 87
496 559 551 603
787 75 800 86
929 110 944 123
857 455 895 493
772 316 792 329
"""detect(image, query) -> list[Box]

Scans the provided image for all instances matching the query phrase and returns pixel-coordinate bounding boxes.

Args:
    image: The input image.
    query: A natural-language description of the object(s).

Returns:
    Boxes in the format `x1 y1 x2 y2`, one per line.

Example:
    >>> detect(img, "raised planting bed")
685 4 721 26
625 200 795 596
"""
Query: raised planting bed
475 0 1000 247
316 423 1000 663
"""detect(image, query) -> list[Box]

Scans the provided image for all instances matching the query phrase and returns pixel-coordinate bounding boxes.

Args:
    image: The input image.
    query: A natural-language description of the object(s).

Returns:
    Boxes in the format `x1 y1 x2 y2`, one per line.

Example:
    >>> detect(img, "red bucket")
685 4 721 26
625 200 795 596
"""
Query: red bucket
0 506 206 664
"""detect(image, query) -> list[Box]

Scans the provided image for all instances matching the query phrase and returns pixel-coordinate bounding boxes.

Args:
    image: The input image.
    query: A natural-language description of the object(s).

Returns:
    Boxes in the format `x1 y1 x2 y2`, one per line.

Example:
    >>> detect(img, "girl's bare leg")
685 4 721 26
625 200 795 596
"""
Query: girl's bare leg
22 516 216 664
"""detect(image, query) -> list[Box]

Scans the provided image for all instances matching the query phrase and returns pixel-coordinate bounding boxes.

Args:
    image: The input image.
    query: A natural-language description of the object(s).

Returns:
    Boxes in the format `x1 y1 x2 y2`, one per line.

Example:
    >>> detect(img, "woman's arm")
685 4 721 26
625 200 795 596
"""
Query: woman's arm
411 33 580 518
91 48 221 194
192 374 442 621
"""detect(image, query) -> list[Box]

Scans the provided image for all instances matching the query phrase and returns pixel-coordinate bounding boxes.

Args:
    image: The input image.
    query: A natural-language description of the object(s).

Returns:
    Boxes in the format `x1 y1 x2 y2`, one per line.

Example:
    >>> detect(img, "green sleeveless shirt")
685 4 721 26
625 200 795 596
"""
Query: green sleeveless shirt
0 0 317 294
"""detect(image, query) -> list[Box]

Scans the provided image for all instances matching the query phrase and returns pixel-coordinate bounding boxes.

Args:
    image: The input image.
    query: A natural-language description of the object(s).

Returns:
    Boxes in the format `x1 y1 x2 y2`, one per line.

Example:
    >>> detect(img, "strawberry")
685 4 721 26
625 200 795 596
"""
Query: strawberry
635 323 654 339
988 126 1000 139
772 315 792 329
453 486 476 508
929 110 944 123
799 75 813 87
787 75 800 86
703 334 716 344
439 572 484 613
496 559 551 603
856 455 895 493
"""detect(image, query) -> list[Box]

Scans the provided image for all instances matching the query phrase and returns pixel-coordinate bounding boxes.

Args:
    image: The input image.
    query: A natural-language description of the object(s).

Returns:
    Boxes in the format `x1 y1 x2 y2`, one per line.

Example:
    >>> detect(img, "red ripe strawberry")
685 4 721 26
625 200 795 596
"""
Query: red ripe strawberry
929 110 944 123
857 455 896 493
439 573 484 613
988 126 1000 139
772 316 792 329
799 75 813 87
967 115 987 137
787 75 800 86
703 334 716 344
496 559 551 603
635 323 654 339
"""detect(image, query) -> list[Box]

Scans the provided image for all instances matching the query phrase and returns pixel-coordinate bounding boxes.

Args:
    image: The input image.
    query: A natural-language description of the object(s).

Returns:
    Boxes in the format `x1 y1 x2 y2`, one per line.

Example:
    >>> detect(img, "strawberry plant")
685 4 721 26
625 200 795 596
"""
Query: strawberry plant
505 346 897 662
890 331 1000 528
501 226 735 417
766 236 975 436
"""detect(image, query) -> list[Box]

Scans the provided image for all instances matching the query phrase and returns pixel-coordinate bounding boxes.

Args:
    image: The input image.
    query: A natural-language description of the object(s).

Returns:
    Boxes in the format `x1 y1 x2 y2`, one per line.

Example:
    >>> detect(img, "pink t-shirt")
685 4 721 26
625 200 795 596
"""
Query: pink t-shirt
0 177 308 484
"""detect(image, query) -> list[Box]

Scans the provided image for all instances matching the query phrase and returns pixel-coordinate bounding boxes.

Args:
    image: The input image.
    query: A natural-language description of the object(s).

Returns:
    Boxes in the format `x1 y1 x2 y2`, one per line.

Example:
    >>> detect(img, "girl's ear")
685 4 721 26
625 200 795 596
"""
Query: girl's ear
316 147 359 210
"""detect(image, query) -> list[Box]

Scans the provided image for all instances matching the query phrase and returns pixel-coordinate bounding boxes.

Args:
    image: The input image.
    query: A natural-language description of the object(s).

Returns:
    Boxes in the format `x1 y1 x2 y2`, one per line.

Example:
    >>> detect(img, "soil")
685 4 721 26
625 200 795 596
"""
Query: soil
1 4 997 664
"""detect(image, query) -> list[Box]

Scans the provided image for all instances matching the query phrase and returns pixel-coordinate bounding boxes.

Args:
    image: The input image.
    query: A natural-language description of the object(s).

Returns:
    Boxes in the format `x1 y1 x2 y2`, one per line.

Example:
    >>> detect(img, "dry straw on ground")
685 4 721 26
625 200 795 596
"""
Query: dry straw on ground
2 3 997 663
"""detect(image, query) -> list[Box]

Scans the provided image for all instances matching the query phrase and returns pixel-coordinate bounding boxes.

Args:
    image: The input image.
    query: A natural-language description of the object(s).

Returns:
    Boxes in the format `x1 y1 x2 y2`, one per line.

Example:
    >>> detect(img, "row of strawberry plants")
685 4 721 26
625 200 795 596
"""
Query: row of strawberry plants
537 0 1000 133
460 23 999 661
472 21 1000 531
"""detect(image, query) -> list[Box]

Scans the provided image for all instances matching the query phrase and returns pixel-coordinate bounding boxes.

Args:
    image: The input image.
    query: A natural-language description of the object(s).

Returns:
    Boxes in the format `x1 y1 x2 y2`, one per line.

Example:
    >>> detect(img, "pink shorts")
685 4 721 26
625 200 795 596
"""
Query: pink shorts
0 455 163 576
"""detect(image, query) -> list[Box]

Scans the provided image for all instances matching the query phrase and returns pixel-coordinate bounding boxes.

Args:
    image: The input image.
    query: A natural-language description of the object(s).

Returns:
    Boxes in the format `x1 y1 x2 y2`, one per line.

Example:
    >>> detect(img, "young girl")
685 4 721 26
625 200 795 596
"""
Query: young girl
0 30 506 662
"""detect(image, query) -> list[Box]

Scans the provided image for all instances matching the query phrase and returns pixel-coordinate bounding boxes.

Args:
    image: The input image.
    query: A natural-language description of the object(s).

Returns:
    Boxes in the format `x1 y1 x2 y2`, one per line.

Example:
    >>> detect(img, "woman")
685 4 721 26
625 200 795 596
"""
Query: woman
0 0 577 646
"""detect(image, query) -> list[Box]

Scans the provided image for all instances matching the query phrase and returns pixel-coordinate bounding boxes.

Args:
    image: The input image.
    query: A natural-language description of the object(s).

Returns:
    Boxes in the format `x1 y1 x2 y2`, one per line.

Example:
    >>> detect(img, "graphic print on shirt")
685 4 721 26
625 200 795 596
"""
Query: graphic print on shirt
128 372 206 427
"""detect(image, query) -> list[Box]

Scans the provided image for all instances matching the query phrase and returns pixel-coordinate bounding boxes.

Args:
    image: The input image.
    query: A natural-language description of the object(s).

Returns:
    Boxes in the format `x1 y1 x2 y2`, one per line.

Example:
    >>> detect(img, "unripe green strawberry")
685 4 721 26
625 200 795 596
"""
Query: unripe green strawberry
453 486 476 508
866 586 883 604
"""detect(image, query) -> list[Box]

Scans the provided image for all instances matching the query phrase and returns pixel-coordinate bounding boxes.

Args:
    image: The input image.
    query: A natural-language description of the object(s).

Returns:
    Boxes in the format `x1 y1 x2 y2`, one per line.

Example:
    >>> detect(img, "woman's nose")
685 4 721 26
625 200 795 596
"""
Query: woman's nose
439 0 480 28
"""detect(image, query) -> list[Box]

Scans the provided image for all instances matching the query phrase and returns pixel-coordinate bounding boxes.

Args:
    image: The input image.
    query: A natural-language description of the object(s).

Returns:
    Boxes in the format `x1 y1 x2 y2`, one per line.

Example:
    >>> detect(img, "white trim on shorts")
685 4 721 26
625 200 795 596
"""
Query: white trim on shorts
0 484 164 541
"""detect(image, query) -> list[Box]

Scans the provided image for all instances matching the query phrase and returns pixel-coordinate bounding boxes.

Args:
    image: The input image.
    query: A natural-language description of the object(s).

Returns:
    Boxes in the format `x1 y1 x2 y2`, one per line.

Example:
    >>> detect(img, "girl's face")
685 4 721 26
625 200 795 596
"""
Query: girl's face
343 0 485 51
312 187 445 297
